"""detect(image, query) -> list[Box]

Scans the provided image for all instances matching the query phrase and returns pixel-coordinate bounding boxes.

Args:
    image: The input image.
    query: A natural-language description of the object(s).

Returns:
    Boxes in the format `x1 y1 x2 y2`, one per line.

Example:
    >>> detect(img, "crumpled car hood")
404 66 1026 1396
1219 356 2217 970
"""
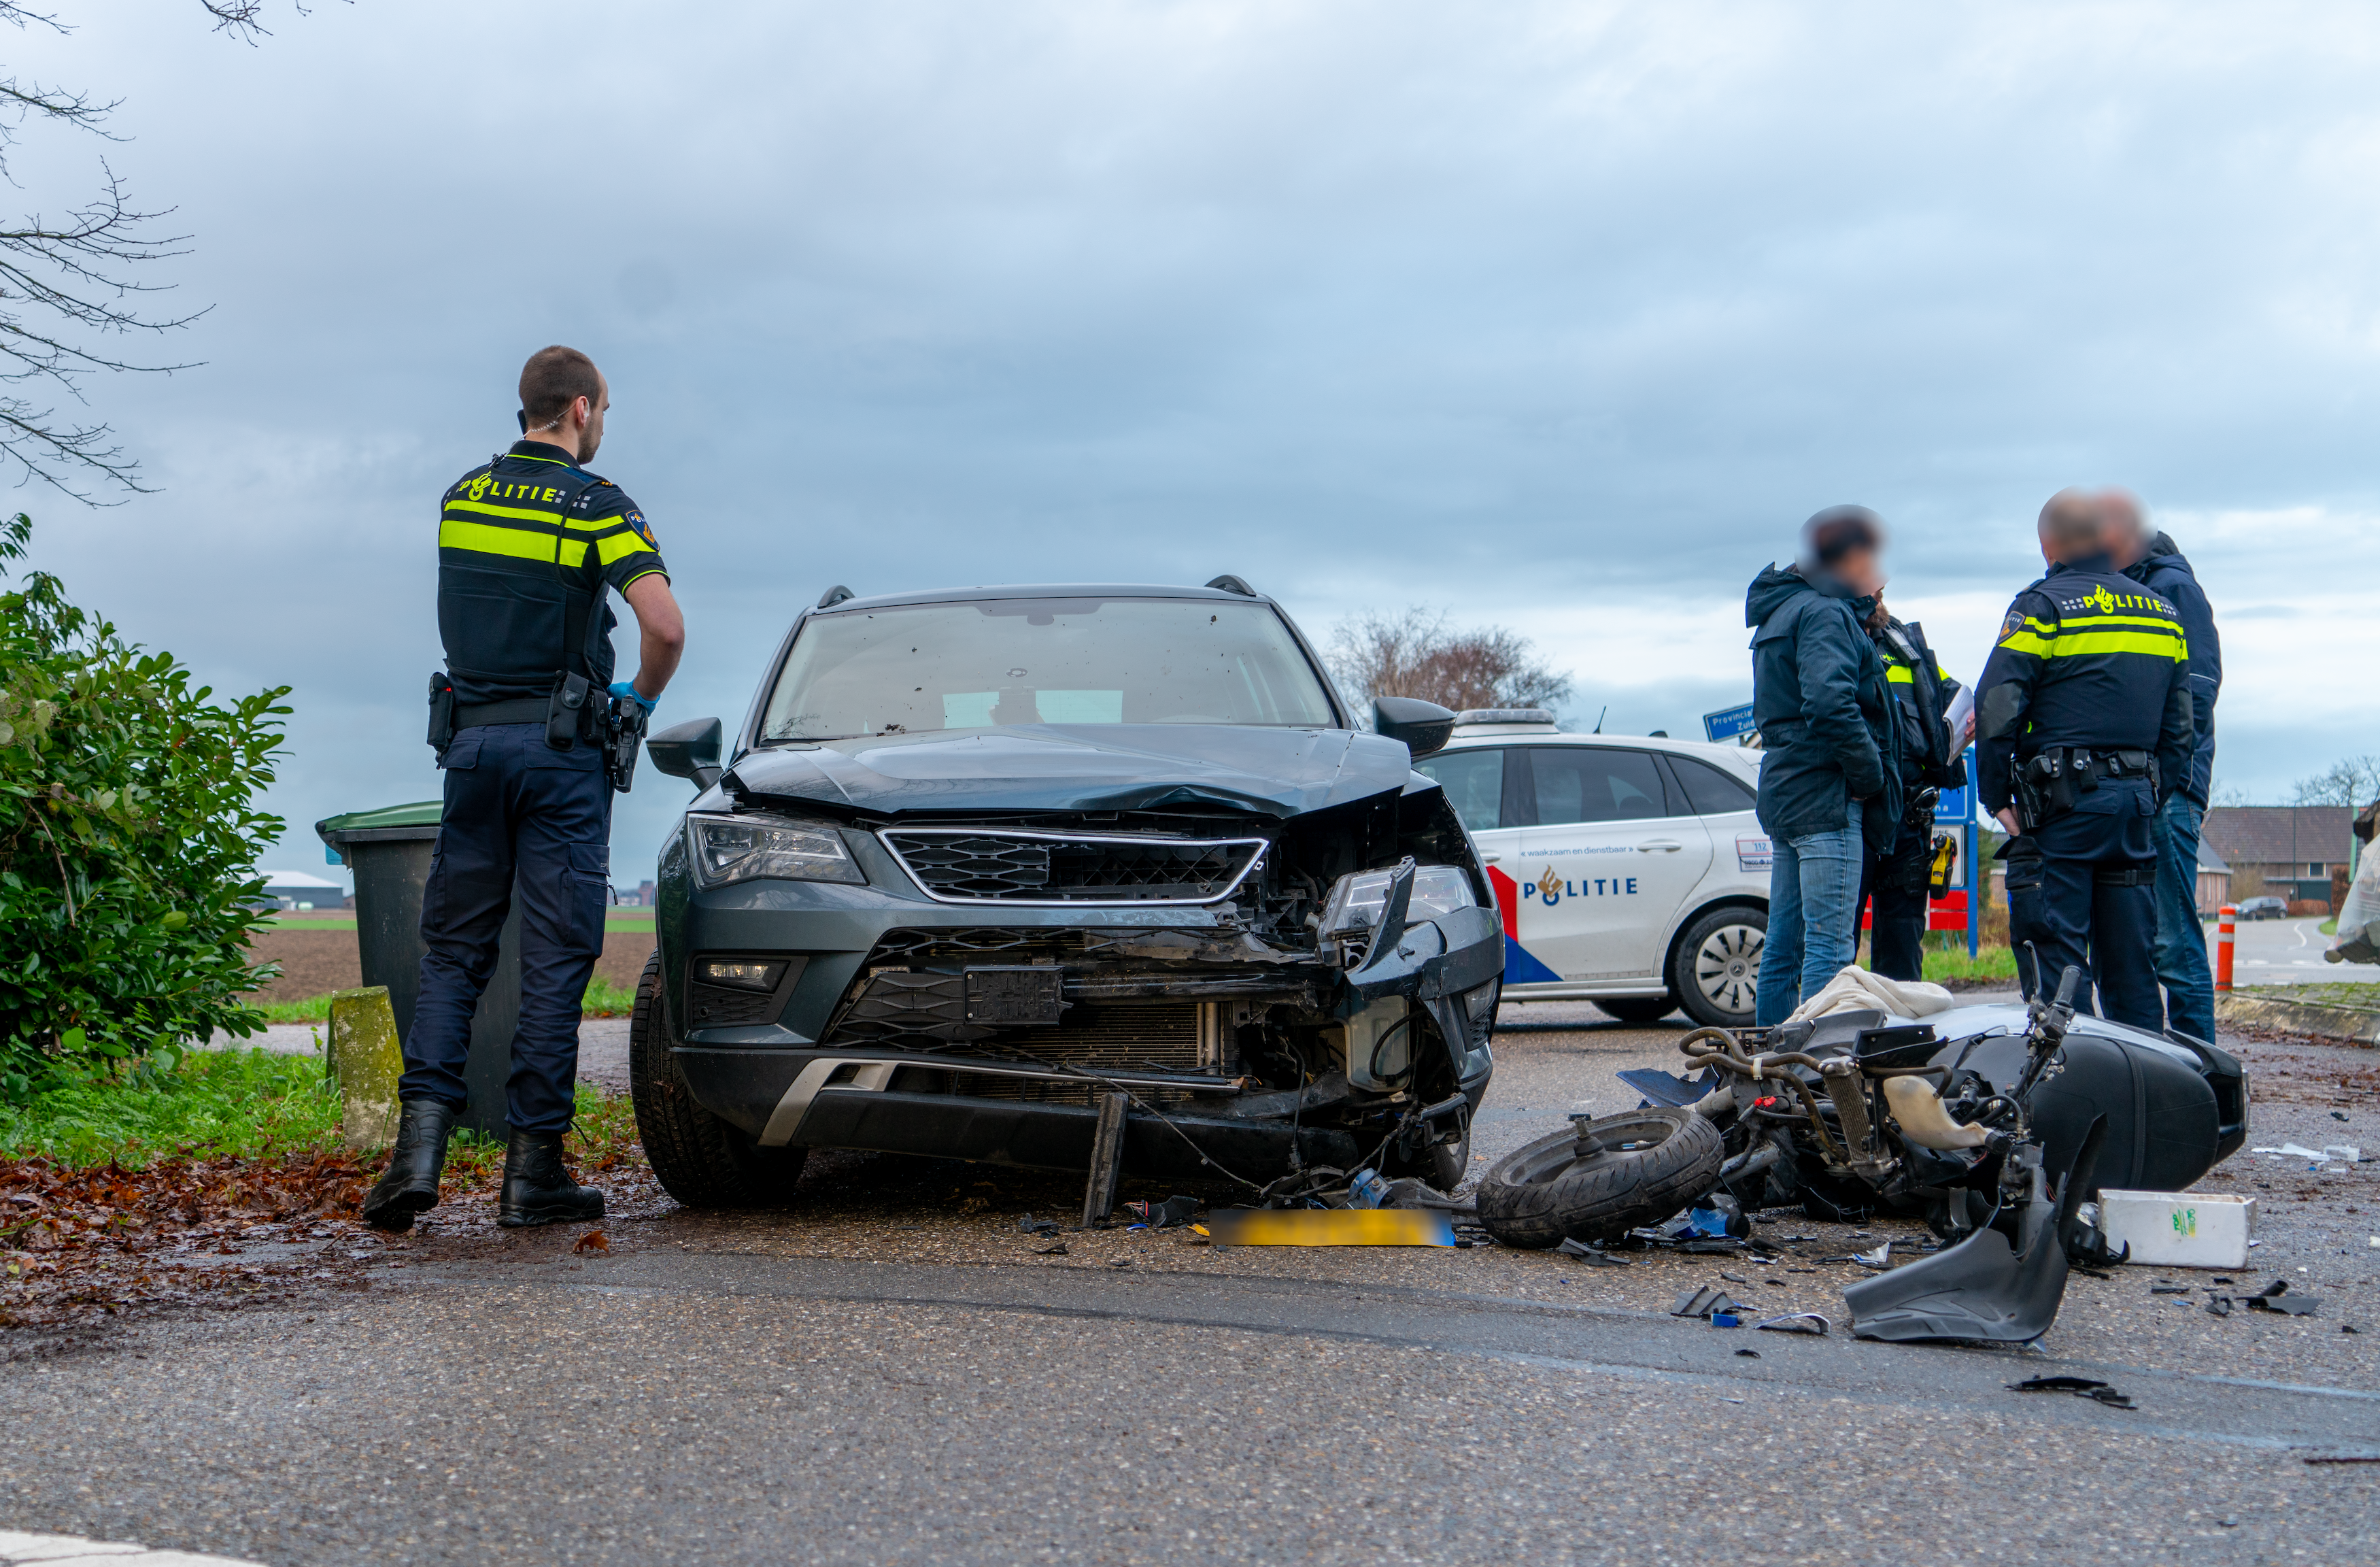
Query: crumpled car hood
726 724 1414 819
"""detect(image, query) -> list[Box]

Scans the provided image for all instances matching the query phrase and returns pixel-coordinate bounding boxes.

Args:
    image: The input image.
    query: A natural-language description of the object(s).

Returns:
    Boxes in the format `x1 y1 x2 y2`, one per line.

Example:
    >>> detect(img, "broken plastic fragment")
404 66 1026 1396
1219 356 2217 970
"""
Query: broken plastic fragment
1557 1236 1630 1267
1754 1313 1830 1336
1671 1285 1739 1318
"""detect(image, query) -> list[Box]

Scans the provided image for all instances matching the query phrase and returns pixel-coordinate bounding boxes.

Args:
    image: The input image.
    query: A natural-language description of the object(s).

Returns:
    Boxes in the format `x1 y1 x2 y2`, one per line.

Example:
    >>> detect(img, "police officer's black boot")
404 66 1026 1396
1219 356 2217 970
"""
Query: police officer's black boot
497 1130 605 1228
362 1098 461 1232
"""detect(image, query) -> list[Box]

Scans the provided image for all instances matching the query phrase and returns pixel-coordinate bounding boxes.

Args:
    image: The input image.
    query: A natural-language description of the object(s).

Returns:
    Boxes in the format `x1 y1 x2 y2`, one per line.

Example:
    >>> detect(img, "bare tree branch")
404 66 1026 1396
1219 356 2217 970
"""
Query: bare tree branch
0 3 330 499
1327 606 1576 717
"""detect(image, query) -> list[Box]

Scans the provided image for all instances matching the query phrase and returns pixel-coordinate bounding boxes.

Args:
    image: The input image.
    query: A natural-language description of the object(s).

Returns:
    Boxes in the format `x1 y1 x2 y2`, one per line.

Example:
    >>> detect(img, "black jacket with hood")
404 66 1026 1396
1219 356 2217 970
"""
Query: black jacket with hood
1746 564 1902 845
2122 531 2220 807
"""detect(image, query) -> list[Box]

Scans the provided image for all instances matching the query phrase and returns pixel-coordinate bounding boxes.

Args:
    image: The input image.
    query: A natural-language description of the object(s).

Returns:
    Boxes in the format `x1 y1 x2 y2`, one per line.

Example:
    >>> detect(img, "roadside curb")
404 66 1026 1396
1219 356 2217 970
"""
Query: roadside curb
2215 992 2380 1046
0 1529 264 1565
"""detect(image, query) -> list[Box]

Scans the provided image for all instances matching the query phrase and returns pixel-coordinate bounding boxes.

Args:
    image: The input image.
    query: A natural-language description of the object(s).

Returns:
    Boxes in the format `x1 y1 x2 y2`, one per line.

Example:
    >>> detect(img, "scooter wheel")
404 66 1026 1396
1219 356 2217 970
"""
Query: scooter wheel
1476 1108 1724 1249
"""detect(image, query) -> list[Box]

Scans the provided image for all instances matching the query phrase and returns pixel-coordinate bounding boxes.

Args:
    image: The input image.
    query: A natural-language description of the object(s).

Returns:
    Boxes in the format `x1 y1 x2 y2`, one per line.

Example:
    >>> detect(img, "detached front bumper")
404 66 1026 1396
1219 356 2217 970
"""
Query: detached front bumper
663 874 1503 1178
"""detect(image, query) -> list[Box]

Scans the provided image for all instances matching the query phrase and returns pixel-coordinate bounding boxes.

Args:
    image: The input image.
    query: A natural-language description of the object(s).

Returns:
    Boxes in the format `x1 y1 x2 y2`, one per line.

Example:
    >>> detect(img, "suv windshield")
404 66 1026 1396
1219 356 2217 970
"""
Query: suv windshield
759 596 1338 741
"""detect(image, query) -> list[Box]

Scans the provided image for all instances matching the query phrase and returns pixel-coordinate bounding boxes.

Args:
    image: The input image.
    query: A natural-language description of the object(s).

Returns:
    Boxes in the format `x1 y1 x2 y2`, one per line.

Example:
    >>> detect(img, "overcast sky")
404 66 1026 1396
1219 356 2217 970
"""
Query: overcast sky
10 1 2380 883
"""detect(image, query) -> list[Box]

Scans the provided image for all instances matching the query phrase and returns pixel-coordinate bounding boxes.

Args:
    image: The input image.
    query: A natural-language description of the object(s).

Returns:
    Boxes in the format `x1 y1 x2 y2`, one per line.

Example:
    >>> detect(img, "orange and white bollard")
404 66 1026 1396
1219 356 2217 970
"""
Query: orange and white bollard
2215 903 2236 993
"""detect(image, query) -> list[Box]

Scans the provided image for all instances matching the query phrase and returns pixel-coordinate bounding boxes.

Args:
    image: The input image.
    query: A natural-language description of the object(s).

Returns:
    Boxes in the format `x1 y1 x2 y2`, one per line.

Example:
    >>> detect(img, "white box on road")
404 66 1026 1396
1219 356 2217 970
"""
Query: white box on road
2100 1189 2256 1269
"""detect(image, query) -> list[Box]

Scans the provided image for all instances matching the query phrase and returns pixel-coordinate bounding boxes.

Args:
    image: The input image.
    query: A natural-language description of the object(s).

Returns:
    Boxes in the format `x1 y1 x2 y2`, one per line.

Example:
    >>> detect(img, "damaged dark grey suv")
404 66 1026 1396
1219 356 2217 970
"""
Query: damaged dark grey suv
626 579 1503 1207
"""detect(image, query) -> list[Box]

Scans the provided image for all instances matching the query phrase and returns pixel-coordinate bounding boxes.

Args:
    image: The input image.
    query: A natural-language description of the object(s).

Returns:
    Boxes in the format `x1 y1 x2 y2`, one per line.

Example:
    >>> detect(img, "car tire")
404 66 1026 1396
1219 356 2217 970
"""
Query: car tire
1423 1128 1472 1193
628 951 809 1209
1475 1108 1724 1249
1671 905 1766 1029
1595 996 1677 1026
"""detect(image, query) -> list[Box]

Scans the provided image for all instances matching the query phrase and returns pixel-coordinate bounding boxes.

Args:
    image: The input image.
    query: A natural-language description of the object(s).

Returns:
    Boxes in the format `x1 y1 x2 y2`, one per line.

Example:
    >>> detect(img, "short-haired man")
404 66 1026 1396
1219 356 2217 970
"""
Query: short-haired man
1745 507 1902 1024
2106 488 2221 1043
1975 488 2191 1026
364 346 685 1230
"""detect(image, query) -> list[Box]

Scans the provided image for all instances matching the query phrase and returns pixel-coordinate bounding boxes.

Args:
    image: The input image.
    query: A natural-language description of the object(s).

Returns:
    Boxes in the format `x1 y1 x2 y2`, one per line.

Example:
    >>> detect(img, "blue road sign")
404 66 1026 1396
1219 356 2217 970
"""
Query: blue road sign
1702 702 1757 743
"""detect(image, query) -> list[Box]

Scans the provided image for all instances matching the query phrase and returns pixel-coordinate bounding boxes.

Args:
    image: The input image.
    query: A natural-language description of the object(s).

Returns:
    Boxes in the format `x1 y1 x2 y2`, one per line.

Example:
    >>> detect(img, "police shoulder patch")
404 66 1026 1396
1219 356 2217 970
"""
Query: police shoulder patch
625 509 656 545
1997 607 2028 642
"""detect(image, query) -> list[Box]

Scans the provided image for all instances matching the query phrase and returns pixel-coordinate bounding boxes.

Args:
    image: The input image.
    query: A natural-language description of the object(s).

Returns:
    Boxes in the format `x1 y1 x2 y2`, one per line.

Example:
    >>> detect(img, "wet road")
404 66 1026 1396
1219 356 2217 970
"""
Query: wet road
10 1003 2378 1566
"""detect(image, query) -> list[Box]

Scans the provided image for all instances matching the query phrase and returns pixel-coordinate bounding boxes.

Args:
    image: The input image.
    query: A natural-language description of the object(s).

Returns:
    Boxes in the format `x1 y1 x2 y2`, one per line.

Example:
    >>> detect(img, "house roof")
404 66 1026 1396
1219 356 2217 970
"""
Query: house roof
2200 806 2353 867
2197 840 2229 873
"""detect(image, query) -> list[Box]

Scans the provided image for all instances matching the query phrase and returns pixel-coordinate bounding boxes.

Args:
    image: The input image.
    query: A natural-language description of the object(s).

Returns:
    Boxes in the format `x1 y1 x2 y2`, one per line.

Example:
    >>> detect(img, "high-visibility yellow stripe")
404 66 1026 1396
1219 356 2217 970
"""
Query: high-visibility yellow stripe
2046 630 2188 660
596 530 656 565
447 498 564 525
439 518 587 567
2056 613 2182 631
1886 664 1916 684
619 566 670 591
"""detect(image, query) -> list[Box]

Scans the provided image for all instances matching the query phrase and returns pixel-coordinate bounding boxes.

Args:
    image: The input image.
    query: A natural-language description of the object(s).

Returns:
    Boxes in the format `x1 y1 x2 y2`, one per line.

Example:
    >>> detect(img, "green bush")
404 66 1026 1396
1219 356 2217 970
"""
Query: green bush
0 514 290 1094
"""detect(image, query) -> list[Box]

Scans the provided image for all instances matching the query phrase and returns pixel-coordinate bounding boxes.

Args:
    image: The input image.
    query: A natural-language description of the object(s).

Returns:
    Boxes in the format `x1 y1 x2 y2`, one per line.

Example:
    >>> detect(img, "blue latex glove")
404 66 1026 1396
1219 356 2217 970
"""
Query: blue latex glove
607 680 658 716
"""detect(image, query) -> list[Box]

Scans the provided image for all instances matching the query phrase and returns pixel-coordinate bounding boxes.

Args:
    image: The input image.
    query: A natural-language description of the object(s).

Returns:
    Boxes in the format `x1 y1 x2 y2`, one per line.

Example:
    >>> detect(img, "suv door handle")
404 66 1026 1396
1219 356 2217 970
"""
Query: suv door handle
1637 840 1684 852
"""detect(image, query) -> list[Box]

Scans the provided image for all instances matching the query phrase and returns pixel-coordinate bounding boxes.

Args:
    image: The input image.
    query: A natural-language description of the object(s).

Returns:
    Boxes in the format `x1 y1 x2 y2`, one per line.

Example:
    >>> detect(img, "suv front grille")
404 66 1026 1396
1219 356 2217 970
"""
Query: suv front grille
879 829 1266 905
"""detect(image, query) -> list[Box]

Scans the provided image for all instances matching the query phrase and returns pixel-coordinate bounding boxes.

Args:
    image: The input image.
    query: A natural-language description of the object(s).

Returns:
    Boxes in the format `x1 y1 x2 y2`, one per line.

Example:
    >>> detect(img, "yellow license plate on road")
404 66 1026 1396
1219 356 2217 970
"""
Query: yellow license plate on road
1204 1209 1456 1247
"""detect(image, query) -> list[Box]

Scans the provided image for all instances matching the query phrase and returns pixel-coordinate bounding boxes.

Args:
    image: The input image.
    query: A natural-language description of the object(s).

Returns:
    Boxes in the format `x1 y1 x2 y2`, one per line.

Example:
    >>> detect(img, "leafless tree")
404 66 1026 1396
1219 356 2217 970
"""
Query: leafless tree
1327 606 1575 717
0 3 322 499
2289 754 2380 810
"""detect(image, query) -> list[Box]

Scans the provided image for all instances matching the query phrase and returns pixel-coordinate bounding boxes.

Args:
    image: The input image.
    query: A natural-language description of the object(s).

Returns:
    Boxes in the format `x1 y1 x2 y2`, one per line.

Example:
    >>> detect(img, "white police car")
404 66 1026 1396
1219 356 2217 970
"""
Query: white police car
1410 710 1769 1027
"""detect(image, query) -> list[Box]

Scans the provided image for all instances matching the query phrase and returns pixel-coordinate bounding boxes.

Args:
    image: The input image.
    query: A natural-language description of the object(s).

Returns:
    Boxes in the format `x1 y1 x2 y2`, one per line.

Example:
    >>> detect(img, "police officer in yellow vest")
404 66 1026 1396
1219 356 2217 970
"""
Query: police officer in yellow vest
365 346 685 1230
1975 488 2191 1027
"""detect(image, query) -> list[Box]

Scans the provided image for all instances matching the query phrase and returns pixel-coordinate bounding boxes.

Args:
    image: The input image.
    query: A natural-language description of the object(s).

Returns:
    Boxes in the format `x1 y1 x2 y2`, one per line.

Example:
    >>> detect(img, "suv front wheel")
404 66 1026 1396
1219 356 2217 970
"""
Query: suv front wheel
628 951 809 1209
1670 905 1765 1028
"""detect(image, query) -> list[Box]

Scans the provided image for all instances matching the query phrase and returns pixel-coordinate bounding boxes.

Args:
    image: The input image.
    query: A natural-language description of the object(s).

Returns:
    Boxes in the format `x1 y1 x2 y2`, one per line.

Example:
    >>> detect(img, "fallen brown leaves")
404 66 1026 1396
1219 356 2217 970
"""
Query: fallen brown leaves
1 1149 374 1336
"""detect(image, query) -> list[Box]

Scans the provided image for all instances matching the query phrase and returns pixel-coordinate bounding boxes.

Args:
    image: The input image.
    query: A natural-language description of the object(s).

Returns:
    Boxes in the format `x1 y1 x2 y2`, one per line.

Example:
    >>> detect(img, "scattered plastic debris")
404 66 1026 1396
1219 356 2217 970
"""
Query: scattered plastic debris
2009 1375 2135 1410
1018 1214 1061 1238
1107 1258 1134 1269
1671 1285 1739 1318
1735 1348 1761 1358
1556 1237 1631 1267
2207 1296 2232 1318
2305 1454 2380 1466
1851 1241 1892 1270
1035 1242 1068 1257
1756 1313 1830 1336
1712 1311 1743 1328
2150 1285 2190 1295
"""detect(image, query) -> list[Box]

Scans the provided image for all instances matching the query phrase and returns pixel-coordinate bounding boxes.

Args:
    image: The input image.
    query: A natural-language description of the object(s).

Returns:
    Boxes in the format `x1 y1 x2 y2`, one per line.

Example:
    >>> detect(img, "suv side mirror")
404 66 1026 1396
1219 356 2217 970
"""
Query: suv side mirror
1373 696 1457 760
647 717 724 792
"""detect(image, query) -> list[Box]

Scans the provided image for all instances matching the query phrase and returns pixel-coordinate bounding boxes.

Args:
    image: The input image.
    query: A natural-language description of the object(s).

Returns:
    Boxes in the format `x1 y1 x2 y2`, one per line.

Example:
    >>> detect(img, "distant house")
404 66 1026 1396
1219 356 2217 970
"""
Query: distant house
2200 806 2353 907
2192 839 2230 916
251 868 350 911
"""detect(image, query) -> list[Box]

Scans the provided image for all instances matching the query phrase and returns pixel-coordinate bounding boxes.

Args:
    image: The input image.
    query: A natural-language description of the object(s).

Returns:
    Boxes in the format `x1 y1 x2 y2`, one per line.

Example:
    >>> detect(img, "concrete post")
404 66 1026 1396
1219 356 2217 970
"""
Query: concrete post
327 985 405 1149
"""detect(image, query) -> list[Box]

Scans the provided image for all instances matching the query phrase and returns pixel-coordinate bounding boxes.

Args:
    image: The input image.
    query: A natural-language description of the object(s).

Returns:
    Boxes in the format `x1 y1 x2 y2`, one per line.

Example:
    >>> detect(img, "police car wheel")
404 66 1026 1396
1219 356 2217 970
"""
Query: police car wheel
627 951 808 1209
1475 1109 1725 1249
1672 906 1766 1030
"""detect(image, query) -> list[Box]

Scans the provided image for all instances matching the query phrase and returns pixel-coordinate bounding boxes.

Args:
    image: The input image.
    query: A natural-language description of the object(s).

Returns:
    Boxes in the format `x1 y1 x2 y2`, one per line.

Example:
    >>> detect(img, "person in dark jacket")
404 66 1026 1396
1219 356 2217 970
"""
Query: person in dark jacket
1975 488 2192 1030
2107 488 2221 1042
1746 506 1903 1024
1856 603 1967 981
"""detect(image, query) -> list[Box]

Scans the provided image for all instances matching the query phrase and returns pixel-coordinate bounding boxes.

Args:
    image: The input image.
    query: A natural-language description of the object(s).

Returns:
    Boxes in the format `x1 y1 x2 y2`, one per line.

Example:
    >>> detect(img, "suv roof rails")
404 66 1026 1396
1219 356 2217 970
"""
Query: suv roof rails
1453 707 1557 726
1204 574 1259 597
816 585 855 609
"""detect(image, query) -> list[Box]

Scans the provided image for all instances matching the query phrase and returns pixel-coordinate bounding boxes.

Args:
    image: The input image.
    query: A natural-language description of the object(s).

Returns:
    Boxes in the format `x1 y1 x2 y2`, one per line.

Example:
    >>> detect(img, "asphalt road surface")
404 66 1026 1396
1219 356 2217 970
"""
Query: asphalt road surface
2224 915 2380 985
13 1002 2379 1566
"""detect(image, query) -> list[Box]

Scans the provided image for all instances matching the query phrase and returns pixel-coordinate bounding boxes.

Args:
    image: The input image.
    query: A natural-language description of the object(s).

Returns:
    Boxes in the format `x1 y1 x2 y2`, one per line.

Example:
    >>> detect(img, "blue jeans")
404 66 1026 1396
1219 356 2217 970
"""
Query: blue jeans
402 723 613 1134
2151 794 2216 1042
1756 801 1865 1026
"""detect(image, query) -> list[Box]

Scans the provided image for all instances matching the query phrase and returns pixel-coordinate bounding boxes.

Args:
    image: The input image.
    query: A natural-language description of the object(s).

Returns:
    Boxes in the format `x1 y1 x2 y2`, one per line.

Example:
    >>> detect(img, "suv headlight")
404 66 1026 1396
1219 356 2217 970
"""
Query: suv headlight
687 813 864 888
1320 864 1476 937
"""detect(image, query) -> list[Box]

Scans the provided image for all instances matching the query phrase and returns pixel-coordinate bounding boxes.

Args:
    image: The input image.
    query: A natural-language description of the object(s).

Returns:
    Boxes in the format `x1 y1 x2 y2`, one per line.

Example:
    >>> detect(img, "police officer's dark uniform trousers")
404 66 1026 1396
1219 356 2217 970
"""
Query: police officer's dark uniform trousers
1858 619 1964 982
1975 555 2192 1030
364 439 666 1230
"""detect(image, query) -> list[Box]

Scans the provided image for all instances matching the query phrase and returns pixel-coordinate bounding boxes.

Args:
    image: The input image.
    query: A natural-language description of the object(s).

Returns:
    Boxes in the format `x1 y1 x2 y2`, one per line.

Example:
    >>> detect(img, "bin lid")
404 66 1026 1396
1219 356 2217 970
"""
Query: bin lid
316 799 442 862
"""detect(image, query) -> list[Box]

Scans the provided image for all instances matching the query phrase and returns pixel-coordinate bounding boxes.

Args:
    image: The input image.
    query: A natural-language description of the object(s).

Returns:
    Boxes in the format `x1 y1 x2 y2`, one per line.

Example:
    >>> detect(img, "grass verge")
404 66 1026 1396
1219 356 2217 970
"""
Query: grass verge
0 1046 641 1172
2235 981 2380 1011
1921 942 2021 985
252 975 640 1026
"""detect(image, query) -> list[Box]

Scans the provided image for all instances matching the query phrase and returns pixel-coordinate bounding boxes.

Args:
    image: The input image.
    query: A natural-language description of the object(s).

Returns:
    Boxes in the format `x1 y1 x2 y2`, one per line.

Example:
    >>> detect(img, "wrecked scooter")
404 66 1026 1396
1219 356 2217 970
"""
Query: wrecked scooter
1478 964 2247 1343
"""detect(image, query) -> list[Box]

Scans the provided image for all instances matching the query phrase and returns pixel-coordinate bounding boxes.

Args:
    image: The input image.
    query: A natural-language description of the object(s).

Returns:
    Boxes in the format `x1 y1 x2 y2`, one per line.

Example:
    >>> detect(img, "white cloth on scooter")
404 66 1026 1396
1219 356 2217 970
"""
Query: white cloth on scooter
2328 844 2380 964
1785 964 1956 1022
